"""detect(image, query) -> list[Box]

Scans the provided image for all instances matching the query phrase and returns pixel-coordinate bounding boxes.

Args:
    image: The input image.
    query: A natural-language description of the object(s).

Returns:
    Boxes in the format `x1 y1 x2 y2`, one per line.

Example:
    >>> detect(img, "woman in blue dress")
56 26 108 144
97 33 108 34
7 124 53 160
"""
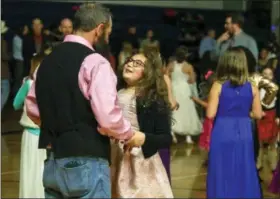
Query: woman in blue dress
206 48 263 198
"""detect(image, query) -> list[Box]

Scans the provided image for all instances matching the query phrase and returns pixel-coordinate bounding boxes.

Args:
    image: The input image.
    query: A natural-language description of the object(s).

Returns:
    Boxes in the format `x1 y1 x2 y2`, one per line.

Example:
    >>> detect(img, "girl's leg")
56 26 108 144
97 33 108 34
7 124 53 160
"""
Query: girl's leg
268 141 278 171
257 142 264 170
171 132 177 143
186 135 193 144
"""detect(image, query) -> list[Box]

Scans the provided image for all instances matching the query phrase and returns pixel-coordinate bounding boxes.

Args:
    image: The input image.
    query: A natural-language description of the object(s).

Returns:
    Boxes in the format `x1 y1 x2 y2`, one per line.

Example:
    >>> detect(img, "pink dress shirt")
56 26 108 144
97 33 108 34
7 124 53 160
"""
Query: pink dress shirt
25 35 133 140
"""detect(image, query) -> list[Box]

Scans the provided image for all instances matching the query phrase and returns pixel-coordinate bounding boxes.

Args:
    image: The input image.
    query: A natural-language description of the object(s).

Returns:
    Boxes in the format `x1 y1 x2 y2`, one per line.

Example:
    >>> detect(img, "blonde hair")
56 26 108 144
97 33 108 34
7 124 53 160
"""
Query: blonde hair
216 48 248 86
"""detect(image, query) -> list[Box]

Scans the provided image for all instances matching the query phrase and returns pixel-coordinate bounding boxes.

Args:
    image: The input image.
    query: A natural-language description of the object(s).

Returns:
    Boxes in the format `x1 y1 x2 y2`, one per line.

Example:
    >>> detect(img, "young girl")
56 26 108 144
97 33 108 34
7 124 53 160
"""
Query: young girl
192 70 215 151
207 48 262 198
169 46 202 143
110 51 173 197
257 66 278 172
14 54 46 198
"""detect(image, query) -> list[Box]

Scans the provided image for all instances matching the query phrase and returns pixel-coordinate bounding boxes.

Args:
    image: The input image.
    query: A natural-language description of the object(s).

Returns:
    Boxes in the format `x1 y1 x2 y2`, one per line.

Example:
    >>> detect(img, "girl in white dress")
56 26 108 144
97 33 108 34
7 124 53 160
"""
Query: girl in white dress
169 46 202 143
13 54 46 198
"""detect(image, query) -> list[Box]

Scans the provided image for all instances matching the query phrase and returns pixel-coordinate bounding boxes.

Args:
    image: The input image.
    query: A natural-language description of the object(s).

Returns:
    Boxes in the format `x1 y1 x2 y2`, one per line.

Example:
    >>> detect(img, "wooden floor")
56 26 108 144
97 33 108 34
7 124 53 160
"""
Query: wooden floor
1 132 279 198
1 102 279 198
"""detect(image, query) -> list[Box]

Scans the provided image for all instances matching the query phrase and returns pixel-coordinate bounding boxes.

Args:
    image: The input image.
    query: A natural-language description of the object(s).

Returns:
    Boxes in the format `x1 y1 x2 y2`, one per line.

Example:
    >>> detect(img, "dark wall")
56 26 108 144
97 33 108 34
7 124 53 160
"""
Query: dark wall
2 1 270 57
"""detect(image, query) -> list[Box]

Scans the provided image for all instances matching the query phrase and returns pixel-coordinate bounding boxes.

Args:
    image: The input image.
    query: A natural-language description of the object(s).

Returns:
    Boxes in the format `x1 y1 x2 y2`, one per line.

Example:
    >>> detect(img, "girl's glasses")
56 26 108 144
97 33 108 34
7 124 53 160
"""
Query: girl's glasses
125 57 145 68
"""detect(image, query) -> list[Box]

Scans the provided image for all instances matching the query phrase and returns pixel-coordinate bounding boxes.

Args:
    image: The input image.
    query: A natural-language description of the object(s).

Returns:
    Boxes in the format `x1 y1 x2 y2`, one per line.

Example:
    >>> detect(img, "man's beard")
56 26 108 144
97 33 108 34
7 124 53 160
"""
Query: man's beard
95 32 110 61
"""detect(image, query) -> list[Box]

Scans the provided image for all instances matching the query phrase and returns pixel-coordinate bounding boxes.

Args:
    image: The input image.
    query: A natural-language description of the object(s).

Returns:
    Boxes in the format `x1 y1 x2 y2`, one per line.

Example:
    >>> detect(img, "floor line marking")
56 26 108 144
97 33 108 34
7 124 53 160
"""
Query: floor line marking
1 170 20 175
172 172 207 180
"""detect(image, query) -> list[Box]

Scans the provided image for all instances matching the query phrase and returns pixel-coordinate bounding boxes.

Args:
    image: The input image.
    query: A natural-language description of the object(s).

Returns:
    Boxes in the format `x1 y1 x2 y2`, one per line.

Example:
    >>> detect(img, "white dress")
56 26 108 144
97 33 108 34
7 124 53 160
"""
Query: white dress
14 79 46 198
171 62 202 135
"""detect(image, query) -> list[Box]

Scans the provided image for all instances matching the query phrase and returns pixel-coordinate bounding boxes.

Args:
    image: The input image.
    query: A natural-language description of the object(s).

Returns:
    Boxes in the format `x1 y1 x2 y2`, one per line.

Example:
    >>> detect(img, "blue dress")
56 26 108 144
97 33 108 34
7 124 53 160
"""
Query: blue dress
207 81 261 198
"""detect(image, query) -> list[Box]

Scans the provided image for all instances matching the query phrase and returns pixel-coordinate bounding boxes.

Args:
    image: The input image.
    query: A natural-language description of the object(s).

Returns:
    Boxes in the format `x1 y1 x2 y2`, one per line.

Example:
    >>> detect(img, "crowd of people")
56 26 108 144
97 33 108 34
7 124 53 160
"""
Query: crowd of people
1 2 280 198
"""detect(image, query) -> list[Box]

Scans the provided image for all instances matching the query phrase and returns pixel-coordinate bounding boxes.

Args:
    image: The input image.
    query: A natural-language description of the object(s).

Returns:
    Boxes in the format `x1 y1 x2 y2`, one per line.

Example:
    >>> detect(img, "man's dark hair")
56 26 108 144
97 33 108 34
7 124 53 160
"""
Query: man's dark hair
227 12 244 28
73 3 111 32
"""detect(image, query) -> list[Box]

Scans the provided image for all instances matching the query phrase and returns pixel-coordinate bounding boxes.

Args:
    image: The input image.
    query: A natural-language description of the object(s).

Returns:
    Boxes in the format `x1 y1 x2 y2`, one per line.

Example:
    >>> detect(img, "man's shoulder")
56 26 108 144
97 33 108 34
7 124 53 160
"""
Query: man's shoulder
84 52 111 67
242 32 256 43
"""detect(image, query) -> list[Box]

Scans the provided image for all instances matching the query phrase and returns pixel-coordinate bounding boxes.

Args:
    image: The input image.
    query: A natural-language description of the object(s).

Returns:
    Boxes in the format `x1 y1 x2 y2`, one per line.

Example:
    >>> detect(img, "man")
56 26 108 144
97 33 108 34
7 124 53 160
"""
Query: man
22 18 49 76
1 21 10 111
44 18 73 45
124 25 139 51
59 18 73 36
140 29 160 52
199 29 216 58
215 12 258 60
25 3 145 198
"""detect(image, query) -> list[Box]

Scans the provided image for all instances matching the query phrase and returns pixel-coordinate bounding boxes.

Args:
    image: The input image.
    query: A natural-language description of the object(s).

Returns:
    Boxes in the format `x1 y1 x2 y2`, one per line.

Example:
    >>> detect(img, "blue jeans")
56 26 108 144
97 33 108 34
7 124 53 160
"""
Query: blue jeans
43 152 111 198
1 79 10 111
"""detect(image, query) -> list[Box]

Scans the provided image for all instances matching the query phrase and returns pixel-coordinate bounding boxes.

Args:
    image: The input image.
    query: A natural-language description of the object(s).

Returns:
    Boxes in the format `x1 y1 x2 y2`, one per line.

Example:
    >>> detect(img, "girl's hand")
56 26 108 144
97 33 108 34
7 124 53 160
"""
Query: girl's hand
97 127 118 139
275 118 280 125
171 101 179 110
188 79 194 84
22 76 29 84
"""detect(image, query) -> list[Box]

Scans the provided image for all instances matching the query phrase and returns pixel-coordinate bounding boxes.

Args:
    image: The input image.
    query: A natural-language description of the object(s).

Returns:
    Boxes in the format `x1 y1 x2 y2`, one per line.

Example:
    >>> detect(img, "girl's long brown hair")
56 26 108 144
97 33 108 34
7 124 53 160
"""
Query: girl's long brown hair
118 50 170 110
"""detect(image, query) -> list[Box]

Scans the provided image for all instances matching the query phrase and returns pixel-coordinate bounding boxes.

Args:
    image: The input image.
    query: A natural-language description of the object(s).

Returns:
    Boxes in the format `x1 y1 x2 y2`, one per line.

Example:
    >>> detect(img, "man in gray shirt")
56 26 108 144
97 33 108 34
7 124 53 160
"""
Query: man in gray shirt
215 13 258 60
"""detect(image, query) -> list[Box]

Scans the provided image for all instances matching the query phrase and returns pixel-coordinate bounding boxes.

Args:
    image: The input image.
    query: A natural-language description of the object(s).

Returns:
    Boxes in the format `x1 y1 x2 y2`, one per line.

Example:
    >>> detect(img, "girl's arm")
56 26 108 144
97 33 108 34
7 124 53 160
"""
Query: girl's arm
206 81 222 119
142 102 172 150
166 61 174 77
13 79 31 110
182 63 195 83
251 84 263 119
191 96 208 108
163 74 178 110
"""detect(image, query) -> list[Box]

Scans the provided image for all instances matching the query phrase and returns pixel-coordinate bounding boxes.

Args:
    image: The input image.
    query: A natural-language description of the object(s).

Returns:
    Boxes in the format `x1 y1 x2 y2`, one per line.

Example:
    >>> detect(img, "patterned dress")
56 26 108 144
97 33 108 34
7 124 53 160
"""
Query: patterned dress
111 89 173 198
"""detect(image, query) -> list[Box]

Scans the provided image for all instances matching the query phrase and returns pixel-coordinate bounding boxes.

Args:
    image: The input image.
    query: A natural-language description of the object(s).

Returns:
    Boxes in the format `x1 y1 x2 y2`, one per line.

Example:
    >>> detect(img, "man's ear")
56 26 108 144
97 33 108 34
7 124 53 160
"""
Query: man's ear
97 23 105 35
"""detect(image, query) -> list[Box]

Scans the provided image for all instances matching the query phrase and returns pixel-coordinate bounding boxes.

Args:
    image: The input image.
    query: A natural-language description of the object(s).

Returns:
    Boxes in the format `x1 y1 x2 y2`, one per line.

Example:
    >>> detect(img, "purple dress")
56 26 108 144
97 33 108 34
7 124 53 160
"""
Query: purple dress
269 160 280 194
159 149 171 182
207 81 261 198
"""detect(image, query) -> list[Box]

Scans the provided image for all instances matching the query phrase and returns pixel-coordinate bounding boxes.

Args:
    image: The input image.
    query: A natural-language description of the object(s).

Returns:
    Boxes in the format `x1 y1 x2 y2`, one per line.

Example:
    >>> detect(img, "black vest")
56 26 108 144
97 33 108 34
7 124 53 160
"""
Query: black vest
36 42 110 160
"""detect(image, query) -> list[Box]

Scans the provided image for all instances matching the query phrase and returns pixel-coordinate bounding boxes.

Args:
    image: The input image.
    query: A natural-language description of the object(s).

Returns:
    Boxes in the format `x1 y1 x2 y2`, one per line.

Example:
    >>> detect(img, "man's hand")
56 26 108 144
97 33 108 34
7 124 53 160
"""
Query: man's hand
125 131 145 148
217 32 230 43
97 127 118 138
44 30 50 36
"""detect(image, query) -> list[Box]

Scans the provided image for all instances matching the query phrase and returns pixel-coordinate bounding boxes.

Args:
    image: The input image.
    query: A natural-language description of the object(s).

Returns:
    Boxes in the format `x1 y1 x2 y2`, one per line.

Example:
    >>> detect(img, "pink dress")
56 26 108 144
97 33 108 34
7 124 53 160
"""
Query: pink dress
111 89 173 198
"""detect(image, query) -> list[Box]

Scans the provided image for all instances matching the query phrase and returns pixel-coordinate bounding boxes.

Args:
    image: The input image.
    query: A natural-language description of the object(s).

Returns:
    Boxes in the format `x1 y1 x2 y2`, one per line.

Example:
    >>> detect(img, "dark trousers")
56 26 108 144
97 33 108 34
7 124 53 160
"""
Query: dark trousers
12 60 24 96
